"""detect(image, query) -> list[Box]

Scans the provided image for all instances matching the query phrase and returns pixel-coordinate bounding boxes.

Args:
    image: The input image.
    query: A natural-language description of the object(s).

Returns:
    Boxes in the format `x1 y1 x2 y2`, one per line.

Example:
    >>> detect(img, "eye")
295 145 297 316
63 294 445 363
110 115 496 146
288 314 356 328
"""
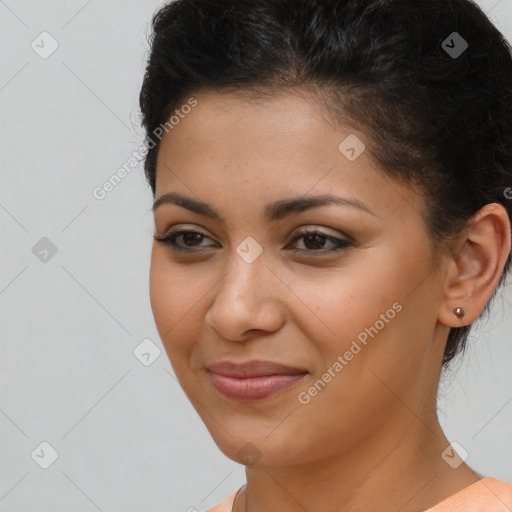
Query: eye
153 229 217 252
153 227 352 255
285 228 352 254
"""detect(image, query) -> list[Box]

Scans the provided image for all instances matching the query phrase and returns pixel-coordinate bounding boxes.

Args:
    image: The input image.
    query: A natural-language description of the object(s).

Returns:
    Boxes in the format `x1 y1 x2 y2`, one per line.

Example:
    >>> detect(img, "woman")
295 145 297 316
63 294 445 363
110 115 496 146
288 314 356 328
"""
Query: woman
138 0 512 510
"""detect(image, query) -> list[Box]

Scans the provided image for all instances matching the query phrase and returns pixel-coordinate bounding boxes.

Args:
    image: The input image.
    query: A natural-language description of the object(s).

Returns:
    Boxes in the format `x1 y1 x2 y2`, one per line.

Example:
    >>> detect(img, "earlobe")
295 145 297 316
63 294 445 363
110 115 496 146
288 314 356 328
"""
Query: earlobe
438 203 511 328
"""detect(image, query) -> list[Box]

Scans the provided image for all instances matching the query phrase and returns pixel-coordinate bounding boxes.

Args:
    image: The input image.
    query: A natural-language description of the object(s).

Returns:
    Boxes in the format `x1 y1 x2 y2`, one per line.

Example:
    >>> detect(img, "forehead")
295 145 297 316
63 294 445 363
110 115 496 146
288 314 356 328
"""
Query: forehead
154 89 423 225
158 88 346 158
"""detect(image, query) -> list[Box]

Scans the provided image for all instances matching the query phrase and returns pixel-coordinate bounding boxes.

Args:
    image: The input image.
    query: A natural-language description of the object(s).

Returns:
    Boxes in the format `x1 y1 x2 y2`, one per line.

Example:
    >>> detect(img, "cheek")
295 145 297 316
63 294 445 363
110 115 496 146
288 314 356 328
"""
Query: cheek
283 265 397 346
149 250 204 358
282 255 418 383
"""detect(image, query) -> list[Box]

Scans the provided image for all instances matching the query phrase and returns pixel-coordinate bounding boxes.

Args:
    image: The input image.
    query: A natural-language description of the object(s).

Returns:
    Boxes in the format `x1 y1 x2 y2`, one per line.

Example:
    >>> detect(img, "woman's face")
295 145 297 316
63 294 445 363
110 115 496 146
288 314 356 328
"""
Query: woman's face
150 90 450 467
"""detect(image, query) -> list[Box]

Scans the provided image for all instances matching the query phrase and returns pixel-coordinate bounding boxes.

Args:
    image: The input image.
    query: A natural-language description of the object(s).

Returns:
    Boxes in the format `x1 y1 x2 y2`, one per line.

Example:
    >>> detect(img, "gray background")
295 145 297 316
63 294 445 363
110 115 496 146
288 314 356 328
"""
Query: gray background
0 1 511 511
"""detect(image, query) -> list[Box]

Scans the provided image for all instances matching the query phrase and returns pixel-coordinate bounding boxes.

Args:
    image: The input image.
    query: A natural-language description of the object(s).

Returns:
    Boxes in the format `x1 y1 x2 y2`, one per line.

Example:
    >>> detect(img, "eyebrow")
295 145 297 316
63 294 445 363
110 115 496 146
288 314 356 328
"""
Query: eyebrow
152 192 377 221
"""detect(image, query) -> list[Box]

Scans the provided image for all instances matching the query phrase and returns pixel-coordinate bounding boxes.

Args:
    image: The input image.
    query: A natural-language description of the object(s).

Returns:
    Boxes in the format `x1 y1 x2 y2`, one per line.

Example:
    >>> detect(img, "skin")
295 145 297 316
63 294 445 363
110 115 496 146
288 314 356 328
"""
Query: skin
149 89 511 512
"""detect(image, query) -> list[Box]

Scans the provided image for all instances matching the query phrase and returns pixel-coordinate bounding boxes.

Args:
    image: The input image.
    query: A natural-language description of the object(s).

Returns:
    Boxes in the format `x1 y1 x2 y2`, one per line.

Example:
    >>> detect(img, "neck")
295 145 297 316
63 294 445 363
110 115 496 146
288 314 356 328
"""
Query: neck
234 412 480 512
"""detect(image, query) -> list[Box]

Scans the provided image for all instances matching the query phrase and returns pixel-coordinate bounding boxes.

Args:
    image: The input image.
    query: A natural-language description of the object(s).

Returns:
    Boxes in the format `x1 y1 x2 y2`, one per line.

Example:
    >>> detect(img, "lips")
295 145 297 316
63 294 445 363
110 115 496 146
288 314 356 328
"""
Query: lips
206 360 309 402
206 360 308 378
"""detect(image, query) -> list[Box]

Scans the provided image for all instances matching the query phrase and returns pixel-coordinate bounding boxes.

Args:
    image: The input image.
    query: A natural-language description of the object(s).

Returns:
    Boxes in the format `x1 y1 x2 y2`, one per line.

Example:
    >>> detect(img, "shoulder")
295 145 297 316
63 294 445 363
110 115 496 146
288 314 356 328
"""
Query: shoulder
205 486 244 512
203 479 512 512
429 477 512 512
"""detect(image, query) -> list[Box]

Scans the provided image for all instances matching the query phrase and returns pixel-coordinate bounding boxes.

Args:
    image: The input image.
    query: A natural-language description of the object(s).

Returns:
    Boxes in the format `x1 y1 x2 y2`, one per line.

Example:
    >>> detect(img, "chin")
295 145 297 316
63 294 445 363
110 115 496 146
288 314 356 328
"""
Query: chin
206 421 313 468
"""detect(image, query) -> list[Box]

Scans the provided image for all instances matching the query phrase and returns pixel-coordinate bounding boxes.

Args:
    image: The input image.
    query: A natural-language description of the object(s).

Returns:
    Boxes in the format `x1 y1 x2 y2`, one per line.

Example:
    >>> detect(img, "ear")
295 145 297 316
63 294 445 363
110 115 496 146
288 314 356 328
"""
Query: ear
438 203 511 327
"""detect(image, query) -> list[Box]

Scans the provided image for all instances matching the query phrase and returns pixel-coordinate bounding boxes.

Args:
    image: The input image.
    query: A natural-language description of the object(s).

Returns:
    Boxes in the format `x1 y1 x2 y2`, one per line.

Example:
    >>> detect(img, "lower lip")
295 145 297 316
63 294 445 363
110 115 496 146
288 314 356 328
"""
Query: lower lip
208 371 308 402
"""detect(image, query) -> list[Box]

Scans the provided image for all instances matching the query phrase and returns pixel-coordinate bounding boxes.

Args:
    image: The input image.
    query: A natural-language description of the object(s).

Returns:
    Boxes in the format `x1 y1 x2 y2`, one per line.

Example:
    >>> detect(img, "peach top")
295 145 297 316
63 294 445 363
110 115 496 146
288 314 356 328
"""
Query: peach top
206 477 512 512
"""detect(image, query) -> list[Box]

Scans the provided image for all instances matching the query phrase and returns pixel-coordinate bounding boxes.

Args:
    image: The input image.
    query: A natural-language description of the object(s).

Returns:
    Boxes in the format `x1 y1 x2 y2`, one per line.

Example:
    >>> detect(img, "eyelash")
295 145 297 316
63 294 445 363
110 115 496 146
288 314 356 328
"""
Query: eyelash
153 228 352 255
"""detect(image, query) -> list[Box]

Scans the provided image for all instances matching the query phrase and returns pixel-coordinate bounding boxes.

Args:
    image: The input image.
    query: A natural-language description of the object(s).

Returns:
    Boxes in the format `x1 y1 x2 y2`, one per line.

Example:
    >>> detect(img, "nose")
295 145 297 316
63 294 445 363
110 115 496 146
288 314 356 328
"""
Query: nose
204 245 286 342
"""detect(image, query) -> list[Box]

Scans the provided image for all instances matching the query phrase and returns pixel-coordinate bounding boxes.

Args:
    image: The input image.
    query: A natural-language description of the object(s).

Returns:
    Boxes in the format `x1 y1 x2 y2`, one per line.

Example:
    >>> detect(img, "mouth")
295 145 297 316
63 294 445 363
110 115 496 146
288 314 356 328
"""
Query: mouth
206 360 309 402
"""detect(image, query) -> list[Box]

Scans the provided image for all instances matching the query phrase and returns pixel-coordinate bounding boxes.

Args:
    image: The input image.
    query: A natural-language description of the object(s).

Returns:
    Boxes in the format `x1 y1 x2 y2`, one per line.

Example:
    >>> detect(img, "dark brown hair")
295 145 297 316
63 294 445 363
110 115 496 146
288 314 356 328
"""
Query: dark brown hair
139 0 512 369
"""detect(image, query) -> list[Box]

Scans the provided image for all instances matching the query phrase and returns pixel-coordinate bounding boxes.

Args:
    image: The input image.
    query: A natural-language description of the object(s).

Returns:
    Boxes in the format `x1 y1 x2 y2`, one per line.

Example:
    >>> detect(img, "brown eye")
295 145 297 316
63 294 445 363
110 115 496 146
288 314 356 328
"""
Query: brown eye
179 232 206 247
153 227 352 255
153 230 217 251
287 229 352 254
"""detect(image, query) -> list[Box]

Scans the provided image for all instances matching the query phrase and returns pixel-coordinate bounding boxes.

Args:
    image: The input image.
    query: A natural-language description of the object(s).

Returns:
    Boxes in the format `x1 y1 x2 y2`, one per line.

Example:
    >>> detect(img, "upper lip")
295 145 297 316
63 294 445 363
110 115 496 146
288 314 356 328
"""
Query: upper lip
206 360 308 378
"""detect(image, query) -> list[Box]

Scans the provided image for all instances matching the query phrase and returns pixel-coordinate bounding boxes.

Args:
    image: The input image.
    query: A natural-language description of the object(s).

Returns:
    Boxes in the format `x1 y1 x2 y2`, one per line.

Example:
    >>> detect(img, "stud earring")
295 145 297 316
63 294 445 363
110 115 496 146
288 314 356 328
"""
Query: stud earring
453 306 465 319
